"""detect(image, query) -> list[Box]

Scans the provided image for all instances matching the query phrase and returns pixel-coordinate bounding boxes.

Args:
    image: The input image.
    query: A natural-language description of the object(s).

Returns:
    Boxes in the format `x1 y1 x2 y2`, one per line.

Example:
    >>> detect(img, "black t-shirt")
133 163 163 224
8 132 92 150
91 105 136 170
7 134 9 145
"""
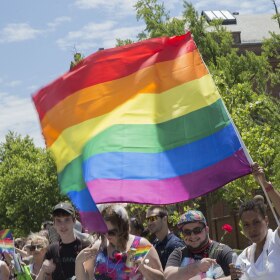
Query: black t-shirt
166 241 233 278
45 238 90 280
153 232 185 269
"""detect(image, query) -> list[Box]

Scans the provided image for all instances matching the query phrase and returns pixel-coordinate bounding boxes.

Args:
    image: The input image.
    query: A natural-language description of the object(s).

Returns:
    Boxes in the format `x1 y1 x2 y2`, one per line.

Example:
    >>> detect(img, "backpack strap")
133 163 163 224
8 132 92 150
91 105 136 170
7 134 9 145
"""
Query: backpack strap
131 236 141 249
208 242 225 260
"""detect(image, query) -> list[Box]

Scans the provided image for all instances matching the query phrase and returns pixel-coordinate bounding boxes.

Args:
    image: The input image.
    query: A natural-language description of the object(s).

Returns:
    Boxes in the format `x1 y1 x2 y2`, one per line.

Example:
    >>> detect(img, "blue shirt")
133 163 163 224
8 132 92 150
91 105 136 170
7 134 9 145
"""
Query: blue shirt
153 232 185 269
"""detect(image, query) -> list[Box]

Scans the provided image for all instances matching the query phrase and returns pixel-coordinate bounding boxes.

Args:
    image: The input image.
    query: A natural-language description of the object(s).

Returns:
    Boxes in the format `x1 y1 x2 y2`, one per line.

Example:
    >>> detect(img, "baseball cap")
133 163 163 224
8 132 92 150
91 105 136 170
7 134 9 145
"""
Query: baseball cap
177 210 206 228
53 202 75 216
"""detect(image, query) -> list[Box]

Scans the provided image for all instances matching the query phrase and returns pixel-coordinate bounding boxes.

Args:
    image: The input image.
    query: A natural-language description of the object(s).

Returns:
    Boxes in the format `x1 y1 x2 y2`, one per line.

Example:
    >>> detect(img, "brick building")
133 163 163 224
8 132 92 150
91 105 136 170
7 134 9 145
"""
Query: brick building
202 11 280 98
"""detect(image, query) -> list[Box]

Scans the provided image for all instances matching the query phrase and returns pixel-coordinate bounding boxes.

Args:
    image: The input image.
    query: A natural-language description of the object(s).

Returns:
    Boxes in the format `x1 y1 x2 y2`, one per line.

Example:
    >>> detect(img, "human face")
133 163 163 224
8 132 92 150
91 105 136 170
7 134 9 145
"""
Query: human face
105 221 119 246
27 242 46 258
146 209 165 235
181 222 208 249
54 215 75 238
241 210 268 244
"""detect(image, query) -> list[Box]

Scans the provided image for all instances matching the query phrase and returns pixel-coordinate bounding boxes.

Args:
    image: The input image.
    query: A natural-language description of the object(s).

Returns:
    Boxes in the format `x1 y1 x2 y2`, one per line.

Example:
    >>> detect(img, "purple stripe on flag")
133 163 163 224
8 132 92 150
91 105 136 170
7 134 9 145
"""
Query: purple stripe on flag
87 149 251 205
79 211 108 233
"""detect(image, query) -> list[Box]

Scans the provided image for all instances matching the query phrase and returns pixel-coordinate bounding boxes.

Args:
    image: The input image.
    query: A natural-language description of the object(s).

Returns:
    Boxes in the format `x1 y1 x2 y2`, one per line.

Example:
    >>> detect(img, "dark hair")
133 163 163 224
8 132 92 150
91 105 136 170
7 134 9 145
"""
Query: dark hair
102 205 129 251
130 217 144 235
239 199 267 220
15 238 26 250
147 205 168 217
53 209 75 220
41 221 53 230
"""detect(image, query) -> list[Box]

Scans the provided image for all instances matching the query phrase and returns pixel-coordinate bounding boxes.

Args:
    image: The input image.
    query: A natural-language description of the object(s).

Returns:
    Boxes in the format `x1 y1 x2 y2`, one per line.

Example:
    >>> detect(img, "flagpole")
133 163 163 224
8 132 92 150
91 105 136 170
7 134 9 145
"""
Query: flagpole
255 176 280 227
223 102 280 227
134 247 152 273
204 58 279 226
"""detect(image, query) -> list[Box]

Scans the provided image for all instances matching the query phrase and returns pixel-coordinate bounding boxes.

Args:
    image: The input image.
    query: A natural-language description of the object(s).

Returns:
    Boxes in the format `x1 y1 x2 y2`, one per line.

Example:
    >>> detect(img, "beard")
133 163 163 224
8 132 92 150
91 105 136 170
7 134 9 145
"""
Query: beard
186 235 209 252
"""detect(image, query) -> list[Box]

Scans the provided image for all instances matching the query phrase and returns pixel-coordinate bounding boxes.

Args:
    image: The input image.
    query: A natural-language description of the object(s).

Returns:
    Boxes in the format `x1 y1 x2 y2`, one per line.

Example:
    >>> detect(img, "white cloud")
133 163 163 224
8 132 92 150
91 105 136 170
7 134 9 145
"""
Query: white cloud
74 0 136 16
56 21 144 51
0 23 41 43
0 91 44 147
191 0 274 14
27 85 40 92
56 21 115 50
47 16 72 30
75 0 110 9
6 80 22 87
75 0 134 9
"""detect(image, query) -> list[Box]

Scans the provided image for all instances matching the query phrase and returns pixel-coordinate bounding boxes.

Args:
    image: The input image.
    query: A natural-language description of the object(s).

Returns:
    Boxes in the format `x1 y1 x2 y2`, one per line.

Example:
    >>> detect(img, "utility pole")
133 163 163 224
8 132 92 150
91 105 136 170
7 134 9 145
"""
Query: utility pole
272 0 280 29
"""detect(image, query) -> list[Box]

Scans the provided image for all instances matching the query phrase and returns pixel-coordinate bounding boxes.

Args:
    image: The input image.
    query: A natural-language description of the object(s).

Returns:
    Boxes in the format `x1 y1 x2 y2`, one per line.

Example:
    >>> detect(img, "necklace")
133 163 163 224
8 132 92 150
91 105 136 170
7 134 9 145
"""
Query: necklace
106 254 122 274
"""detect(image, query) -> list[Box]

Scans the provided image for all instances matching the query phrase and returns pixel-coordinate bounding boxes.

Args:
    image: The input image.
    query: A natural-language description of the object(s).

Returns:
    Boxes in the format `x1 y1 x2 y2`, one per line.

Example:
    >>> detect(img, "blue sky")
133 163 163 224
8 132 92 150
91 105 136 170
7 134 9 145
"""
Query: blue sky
0 0 276 147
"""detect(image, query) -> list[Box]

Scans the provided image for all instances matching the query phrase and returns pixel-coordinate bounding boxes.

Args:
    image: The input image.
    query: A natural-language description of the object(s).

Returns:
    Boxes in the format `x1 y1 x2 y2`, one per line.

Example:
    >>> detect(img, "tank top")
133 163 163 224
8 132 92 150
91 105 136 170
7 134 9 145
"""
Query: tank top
94 236 144 280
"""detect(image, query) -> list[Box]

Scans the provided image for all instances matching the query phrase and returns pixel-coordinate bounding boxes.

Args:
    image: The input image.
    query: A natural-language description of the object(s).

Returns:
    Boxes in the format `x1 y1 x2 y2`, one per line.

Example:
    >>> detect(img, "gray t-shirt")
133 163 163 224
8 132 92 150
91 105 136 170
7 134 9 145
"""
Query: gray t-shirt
166 241 233 278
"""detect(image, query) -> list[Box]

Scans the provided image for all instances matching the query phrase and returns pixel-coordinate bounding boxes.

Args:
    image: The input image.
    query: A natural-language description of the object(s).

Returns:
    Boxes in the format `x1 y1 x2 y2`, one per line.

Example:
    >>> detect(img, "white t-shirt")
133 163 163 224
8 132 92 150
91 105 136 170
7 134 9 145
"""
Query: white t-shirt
236 228 280 280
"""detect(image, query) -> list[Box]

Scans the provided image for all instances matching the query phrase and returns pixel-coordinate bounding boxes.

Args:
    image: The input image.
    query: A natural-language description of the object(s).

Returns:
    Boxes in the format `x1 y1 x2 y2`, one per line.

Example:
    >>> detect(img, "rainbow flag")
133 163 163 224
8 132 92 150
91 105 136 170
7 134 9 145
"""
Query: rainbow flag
134 244 152 260
0 239 14 253
0 229 13 240
33 32 251 232
124 244 152 273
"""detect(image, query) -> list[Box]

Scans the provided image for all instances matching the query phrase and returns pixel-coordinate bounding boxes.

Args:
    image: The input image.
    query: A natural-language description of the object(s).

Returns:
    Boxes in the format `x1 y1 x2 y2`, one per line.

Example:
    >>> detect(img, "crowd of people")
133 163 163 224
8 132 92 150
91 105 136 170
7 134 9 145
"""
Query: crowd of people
0 162 279 280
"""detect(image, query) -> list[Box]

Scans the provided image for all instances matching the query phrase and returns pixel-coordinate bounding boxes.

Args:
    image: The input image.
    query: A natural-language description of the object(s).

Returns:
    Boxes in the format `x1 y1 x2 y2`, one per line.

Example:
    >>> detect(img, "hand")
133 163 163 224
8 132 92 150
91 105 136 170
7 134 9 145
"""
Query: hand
41 259 56 274
252 162 274 192
76 246 98 264
197 258 216 273
229 263 243 279
133 257 152 274
3 252 13 266
252 163 267 184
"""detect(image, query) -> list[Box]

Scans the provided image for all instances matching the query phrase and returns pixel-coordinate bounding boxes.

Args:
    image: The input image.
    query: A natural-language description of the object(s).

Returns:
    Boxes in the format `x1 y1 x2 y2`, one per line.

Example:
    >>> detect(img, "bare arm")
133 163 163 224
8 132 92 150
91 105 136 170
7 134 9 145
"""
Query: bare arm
265 186 280 217
164 258 216 280
252 162 280 237
0 261 10 280
35 259 55 280
75 241 100 280
136 240 163 280
252 163 280 215
15 247 28 258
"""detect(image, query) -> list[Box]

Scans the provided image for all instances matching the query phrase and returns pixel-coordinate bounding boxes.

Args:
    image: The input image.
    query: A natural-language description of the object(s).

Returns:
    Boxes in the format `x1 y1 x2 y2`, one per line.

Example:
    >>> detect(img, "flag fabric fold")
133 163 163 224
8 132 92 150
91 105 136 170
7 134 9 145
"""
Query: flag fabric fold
0 229 13 240
0 229 14 253
0 239 14 254
32 32 251 232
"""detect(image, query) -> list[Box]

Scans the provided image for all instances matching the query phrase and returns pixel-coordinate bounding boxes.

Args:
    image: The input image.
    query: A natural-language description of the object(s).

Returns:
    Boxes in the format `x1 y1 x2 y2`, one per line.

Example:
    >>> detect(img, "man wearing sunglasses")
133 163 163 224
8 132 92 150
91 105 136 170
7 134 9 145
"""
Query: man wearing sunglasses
36 202 91 280
146 206 184 269
164 210 234 280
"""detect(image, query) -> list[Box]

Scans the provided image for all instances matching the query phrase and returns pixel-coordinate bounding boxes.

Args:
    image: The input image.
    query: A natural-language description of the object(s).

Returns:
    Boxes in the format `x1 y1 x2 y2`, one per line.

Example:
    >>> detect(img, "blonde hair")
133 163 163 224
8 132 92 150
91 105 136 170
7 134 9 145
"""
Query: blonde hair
27 232 49 248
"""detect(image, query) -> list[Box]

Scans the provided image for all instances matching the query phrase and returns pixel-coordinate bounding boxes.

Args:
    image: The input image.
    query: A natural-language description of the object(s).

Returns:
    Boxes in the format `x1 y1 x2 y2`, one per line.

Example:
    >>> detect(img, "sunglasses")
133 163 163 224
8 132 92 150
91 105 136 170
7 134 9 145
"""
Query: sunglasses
146 215 160 223
27 244 44 251
106 228 118 237
146 214 166 223
181 225 205 236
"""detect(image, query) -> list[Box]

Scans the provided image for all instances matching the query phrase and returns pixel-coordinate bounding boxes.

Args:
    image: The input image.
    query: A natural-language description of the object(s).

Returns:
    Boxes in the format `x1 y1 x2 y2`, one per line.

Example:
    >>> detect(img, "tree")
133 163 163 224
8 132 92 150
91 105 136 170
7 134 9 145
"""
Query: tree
70 52 84 70
0 132 66 237
118 0 280 213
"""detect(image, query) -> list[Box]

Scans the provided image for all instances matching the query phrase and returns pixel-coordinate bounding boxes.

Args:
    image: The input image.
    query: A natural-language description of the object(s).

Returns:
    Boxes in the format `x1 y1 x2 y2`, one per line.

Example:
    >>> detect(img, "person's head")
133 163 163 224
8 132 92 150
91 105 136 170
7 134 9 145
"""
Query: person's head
101 204 129 250
14 238 25 250
239 199 268 244
52 202 76 238
177 210 208 250
25 233 49 261
41 221 53 230
146 206 168 235
38 229 49 240
130 217 144 236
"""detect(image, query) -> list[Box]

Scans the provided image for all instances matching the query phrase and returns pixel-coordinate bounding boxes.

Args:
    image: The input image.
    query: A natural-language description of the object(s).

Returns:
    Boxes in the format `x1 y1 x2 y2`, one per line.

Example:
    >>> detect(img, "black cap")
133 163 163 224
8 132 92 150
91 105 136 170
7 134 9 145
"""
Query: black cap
53 202 75 216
